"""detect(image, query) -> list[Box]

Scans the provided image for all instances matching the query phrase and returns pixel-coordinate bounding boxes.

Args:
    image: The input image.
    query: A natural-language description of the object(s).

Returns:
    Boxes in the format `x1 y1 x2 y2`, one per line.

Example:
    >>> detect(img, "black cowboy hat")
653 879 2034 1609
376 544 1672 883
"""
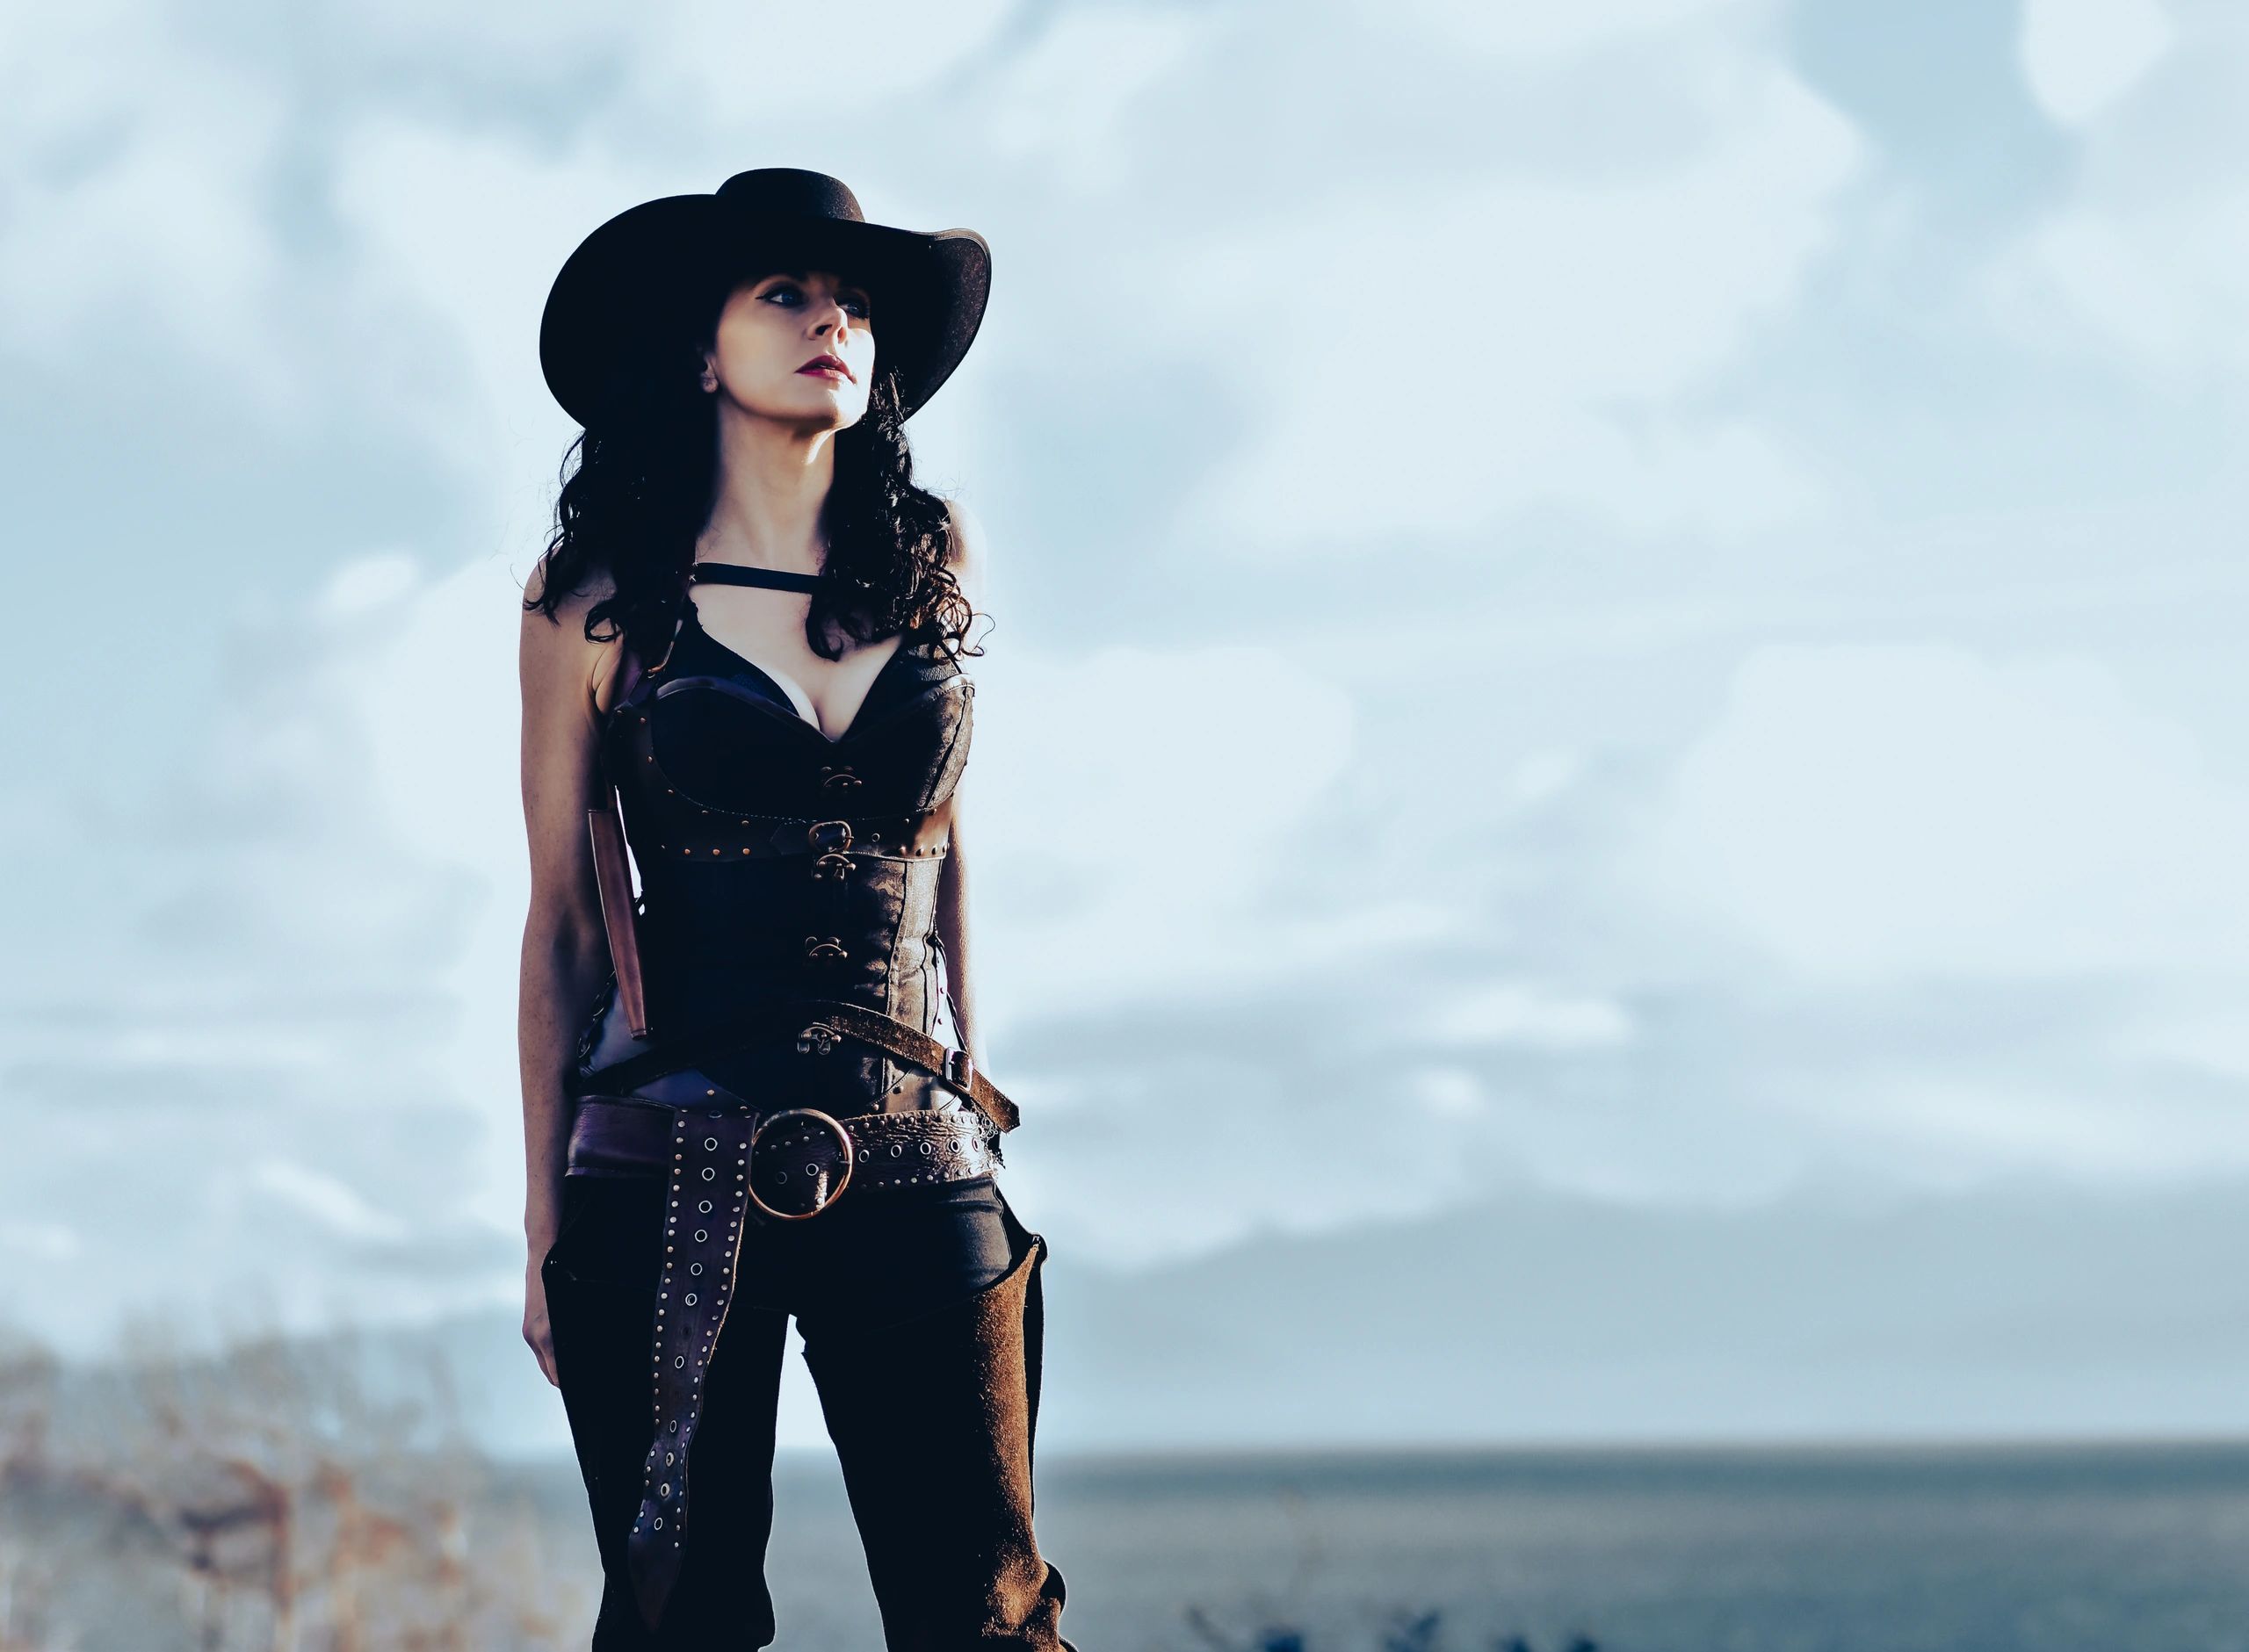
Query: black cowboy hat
539 167 991 429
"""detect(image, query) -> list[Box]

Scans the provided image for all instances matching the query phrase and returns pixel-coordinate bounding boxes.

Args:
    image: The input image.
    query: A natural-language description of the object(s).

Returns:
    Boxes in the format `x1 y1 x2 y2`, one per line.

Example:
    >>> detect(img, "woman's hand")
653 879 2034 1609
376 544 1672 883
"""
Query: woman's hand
524 1243 560 1387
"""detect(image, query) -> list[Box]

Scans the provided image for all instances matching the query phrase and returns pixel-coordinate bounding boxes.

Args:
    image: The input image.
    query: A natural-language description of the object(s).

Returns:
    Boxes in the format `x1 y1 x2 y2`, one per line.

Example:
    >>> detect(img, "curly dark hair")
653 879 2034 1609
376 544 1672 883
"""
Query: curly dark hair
524 271 981 670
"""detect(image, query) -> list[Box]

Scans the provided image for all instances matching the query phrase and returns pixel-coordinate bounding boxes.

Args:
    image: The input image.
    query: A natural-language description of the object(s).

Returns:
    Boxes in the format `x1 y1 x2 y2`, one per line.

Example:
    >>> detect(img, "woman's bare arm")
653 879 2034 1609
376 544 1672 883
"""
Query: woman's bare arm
517 555 626 1380
935 498 990 1070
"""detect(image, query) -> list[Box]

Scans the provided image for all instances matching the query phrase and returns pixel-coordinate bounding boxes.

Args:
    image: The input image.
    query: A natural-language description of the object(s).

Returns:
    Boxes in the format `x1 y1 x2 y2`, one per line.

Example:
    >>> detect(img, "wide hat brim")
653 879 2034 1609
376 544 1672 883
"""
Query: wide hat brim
539 175 990 429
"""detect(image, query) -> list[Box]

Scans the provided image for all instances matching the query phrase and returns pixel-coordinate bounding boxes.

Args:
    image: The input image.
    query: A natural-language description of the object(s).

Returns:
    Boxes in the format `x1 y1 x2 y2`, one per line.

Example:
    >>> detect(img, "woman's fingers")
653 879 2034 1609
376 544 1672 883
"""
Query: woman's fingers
525 1266 561 1387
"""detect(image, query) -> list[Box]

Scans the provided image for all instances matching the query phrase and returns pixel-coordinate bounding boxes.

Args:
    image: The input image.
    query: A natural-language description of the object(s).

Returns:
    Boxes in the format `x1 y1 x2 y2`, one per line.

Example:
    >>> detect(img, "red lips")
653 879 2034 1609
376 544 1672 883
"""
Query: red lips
799 353 852 381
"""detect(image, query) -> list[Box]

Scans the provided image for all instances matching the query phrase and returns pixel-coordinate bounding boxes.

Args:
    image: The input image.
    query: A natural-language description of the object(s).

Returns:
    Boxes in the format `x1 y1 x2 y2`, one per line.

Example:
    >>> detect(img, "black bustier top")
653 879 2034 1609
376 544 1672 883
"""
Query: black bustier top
575 562 976 1115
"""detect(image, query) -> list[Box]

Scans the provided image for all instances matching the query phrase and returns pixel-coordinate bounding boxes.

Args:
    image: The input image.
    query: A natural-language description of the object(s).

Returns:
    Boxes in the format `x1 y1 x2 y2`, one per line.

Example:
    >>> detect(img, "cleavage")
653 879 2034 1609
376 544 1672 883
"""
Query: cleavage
682 594 903 743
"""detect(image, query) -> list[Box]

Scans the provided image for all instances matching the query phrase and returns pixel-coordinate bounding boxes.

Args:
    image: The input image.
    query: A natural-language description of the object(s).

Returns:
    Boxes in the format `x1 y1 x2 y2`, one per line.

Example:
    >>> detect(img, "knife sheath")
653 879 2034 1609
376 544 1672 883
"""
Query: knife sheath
588 787 651 1039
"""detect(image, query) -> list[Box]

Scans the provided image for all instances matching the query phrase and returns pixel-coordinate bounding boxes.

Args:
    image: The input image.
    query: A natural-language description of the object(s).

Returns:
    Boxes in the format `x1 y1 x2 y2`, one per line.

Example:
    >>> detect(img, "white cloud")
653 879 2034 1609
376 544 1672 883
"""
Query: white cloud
0 553 515 1355
1628 642 2249 983
2018 0 2177 126
1170 27 1862 551
0 6 294 408
979 8 1209 189
1417 980 1638 1050
620 0 1019 122
323 119 631 487
1819 1068 2249 1184
1983 5 2249 374
1358 0 1761 61
0 1223 83 1264
2117 1000 2249 1083
322 0 628 70
967 640 1359 1014
249 1158 416 1245
1409 1064 1486 1118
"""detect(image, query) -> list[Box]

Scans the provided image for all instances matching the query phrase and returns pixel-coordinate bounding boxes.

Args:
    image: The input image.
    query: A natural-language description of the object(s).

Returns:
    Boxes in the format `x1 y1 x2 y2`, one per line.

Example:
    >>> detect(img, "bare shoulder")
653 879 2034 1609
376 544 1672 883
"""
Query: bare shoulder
520 552 627 719
942 496 989 611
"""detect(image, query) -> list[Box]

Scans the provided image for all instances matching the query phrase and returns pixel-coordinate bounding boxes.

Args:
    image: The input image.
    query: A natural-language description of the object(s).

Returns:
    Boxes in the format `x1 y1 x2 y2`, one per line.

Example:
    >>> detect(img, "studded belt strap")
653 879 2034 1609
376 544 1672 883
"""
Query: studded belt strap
624 1104 756 1630
647 805 953 862
583 1099 1003 1631
566 1095 1004 1187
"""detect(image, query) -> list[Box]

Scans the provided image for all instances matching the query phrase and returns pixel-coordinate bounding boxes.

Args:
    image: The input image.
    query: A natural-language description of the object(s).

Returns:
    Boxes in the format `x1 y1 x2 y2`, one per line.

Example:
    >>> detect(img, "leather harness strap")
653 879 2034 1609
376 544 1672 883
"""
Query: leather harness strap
578 996 1019 1136
646 798 957 862
798 999 1018 1134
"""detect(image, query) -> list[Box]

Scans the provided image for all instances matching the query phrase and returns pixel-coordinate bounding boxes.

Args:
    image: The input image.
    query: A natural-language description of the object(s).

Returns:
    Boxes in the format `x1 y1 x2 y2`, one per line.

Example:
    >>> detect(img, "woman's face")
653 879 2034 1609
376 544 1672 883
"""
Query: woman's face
702 266 876 429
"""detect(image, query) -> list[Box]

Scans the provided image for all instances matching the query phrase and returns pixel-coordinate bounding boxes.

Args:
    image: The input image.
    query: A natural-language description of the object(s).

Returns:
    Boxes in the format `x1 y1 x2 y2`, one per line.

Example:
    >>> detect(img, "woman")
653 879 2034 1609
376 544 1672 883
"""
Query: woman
515 169 1076 1650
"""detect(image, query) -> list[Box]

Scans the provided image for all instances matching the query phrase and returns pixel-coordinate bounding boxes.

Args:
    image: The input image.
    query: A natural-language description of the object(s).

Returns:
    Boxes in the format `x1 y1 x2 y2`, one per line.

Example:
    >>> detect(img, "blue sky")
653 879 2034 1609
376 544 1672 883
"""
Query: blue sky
4 0 2247 1450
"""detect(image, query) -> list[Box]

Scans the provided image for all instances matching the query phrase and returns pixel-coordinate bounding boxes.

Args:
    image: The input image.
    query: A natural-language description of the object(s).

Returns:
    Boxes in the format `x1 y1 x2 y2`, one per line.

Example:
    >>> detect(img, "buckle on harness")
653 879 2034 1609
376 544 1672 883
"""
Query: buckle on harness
806 819 854 853
943 1048 975 1097
747 1107 855 1221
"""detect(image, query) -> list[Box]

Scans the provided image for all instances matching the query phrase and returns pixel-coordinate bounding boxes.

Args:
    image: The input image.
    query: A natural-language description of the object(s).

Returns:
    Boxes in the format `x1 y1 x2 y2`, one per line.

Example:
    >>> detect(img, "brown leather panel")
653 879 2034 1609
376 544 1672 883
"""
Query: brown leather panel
586 797 649 1038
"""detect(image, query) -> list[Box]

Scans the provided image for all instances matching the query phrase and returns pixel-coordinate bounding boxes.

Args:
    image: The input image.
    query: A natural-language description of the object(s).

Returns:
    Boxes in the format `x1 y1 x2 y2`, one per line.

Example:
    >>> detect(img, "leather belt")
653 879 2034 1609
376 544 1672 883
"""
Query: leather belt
645 807 955 862
573 996 1020 1136
565 1093 1004 1201
559 1093 1003 1629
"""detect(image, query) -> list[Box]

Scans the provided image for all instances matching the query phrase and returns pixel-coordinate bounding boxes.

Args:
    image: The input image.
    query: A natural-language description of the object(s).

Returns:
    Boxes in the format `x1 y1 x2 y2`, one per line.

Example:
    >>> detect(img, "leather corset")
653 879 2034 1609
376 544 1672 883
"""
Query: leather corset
576 610 976 1116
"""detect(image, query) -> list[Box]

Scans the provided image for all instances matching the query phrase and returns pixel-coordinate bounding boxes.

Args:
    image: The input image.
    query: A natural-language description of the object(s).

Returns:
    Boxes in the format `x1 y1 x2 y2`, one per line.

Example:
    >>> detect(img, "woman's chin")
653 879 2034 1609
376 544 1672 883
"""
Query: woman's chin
741 386 864 430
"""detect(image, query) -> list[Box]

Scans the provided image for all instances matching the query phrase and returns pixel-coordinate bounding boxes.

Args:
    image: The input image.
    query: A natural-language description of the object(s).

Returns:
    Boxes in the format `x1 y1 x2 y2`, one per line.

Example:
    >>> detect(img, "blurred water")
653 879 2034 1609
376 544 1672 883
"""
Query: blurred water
527 1440 2249 1650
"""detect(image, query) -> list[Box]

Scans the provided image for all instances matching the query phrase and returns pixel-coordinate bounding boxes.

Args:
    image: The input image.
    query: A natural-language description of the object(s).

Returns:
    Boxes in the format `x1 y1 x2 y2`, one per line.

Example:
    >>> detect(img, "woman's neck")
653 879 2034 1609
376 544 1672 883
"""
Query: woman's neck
699 414 835 574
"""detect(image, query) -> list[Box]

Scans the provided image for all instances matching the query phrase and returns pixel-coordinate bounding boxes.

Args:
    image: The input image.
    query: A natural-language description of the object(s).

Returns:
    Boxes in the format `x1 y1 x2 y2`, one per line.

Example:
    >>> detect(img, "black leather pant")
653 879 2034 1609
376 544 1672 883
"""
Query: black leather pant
544 1168 1074 1648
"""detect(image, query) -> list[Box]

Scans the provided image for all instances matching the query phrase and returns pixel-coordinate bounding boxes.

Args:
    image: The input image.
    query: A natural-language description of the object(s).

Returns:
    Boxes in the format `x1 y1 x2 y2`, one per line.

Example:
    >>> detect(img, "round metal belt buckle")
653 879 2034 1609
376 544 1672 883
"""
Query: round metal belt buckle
747 1107 855 1220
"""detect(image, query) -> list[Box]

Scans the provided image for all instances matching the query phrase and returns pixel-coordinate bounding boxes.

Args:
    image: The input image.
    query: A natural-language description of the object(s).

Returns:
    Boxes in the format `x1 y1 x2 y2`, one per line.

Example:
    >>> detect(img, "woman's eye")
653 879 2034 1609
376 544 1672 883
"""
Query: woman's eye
764 285 871 320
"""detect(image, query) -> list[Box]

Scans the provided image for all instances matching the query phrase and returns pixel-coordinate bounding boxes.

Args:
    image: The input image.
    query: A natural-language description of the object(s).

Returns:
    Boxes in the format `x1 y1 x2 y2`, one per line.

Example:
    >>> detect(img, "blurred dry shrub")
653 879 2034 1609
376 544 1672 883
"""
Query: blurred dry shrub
0 1309 590 1650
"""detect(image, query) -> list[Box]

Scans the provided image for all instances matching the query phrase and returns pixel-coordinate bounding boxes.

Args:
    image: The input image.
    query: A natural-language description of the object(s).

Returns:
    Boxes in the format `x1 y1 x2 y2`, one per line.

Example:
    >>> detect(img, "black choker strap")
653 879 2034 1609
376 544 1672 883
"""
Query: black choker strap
688 561 822 593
